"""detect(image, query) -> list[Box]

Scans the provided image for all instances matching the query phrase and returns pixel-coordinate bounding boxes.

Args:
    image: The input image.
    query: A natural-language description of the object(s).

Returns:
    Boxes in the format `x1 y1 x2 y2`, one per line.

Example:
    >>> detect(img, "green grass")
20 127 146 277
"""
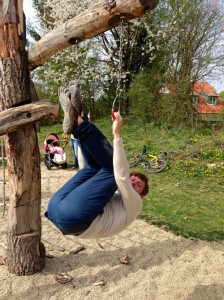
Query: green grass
140 173 224 241
37 116 224 241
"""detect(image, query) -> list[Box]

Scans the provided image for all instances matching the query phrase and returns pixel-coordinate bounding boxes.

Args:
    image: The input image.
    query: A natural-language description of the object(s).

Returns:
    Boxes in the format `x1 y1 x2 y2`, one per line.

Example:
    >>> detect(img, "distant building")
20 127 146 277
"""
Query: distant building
192 82 224 118
161 81 224 121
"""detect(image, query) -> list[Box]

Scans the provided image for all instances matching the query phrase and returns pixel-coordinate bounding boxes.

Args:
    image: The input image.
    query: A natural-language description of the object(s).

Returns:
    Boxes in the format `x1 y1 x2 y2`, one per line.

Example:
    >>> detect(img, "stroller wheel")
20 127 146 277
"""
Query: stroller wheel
62 162 67 169
47 160 51 170
44 154 52 170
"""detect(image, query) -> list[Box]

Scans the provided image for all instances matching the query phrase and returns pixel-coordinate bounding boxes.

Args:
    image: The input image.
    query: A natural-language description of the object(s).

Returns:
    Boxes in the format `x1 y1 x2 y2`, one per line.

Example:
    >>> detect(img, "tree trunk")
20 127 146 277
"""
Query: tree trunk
5 125 45 275
0 0 45 275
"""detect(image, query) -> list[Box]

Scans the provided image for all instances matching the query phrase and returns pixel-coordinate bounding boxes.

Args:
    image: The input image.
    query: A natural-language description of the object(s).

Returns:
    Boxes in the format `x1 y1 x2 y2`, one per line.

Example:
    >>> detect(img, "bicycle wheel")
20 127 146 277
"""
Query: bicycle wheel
127 154 141 168
145 159 167 173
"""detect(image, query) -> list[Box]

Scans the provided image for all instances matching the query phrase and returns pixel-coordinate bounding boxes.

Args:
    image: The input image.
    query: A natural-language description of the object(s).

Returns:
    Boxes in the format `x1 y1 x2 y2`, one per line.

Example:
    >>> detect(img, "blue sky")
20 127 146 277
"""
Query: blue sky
23 0 36 18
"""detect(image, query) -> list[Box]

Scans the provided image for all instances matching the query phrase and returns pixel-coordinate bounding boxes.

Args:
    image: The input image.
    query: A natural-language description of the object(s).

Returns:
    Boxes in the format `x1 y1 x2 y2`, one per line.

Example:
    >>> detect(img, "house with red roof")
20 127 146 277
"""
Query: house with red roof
192 82 224 119
160 81 224 120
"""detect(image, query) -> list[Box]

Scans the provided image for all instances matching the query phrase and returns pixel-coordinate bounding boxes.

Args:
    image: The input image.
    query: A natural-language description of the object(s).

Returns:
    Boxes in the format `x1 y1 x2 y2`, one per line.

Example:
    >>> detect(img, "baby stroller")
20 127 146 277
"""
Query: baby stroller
44 133 68 170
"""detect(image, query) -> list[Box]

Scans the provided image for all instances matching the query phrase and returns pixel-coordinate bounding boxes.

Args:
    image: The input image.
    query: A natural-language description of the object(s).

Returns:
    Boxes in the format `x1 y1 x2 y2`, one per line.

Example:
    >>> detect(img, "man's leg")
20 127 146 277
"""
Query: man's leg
71 138 79 168
46 118 117 234
74 116 114 169
46 165 117 234
59 80 113 169
46 85 117 235
70 138 76 168
73 139 79 167
45 165 99 233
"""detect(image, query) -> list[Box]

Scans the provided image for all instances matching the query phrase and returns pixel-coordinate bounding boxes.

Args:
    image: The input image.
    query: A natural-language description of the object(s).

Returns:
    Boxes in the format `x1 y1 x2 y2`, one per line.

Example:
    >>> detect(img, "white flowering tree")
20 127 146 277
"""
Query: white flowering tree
129 0 224 125
0 0 159 275
30 0 224 120
159 0 224 85
30 0 163 114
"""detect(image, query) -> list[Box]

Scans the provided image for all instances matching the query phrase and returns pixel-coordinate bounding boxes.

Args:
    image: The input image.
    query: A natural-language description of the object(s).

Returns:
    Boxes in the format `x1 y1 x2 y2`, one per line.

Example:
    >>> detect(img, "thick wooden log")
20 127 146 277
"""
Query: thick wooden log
0 100 59 136
0 0 29 110
28 0 159 70
5 124 45 275
0 0 46 275
7 232 46 275
0 54 29 111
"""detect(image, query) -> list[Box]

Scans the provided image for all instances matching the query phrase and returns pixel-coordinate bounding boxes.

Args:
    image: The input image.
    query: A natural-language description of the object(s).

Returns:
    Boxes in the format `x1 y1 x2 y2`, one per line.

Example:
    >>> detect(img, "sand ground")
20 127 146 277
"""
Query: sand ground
0 163 224 300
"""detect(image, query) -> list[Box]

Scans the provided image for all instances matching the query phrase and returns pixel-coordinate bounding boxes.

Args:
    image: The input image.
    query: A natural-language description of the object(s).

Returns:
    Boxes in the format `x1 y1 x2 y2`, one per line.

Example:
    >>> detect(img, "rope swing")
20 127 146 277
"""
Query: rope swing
111 16 125 120
1 136 6 217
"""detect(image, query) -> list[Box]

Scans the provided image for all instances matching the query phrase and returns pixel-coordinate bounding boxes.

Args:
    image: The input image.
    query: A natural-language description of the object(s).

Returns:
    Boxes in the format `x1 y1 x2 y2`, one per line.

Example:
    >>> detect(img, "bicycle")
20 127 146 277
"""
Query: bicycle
127 145 168 173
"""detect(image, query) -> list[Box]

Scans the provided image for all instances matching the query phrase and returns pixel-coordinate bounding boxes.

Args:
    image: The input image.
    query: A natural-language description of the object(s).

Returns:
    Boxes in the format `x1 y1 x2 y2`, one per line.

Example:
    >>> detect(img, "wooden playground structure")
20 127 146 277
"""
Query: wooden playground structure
0 0 158 275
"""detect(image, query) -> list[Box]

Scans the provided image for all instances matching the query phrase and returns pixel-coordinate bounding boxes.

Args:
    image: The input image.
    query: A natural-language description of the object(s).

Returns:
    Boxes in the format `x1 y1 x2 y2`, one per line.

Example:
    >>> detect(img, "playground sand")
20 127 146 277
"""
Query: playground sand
1 163 224 300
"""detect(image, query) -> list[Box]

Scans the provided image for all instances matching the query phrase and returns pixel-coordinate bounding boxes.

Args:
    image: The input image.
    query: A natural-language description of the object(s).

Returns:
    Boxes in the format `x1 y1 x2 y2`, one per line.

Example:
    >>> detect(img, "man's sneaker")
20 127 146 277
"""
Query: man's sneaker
62 102 78 134
59 86 78 134
68 80 83 116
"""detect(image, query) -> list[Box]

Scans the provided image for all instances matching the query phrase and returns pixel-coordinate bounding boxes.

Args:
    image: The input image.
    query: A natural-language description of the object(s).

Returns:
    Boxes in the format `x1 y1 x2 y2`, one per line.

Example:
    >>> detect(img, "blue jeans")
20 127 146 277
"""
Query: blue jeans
45 118 117 235
70 138 79 168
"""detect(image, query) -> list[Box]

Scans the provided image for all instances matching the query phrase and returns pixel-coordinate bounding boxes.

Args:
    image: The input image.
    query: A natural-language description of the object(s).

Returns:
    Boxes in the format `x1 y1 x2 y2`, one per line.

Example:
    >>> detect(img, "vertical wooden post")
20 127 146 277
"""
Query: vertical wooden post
0 0 45 275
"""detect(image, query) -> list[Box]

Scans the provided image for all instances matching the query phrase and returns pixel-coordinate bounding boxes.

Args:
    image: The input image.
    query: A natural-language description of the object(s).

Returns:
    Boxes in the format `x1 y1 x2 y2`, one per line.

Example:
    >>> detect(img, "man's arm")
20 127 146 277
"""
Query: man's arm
112 112 142 217
112 111 122 139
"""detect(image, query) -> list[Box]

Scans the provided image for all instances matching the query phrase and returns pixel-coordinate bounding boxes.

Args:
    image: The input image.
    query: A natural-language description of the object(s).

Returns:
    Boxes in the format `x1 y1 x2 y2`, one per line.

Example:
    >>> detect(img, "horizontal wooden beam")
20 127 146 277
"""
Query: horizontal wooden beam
28 0 159 70
0 100 59 136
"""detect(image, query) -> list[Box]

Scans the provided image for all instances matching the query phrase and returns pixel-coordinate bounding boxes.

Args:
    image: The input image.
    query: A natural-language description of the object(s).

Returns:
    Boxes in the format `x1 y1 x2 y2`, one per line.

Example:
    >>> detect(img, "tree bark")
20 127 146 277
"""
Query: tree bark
28 0 159 70
0 100 59 135
0 0 46 275
5 124 45 275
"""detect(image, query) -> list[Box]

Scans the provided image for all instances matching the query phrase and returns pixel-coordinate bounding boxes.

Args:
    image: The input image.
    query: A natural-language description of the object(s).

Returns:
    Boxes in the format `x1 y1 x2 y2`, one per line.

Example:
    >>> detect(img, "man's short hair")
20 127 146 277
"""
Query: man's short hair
130 171 149 197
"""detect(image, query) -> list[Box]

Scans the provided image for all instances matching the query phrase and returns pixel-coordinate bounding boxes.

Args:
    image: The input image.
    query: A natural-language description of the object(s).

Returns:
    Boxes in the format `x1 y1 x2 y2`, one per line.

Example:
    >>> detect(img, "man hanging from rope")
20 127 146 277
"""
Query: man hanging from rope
45 81 149 238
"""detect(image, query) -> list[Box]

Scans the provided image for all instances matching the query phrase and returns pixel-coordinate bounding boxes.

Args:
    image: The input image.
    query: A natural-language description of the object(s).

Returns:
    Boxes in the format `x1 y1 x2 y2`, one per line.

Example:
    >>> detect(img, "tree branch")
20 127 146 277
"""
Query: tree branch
0 100 59 136
28 0 159 70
